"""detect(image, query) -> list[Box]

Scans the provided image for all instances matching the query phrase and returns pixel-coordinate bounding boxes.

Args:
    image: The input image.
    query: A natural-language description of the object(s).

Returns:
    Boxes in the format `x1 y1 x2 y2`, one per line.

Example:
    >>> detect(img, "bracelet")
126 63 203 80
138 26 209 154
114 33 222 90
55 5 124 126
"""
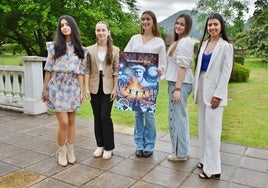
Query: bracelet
173 87 181 92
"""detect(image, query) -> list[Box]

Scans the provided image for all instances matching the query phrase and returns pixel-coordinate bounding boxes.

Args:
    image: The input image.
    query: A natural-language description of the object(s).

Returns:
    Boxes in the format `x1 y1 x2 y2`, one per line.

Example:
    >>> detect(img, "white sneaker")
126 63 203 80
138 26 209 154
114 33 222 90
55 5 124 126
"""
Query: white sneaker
167 154 187 162
103 150 113 160
93 147 104 157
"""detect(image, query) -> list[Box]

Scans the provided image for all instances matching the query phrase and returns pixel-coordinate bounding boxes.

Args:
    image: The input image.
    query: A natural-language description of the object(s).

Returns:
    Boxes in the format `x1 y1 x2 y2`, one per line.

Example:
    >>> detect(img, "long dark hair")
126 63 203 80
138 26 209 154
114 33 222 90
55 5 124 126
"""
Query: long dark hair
169 14 193 56
97 21 114 65
54 15 84 60
194 13 230 69
140 11 161 37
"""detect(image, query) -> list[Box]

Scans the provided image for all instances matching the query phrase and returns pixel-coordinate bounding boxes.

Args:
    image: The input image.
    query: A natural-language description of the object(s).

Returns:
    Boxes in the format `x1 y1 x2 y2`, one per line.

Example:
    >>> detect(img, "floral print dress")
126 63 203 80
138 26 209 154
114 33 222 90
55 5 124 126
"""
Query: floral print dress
44 41 88 112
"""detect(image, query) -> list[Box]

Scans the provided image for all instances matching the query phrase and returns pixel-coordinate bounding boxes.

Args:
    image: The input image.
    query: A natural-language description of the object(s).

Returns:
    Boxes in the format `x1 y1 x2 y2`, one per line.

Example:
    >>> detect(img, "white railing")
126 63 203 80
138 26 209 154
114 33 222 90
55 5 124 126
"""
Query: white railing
0 56 47 115
0 65 24 111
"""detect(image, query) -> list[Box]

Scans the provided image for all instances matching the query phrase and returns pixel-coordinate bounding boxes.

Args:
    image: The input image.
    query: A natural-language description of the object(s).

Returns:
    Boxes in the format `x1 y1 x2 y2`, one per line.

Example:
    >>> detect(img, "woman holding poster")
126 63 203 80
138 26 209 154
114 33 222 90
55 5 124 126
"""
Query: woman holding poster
124 11 167 158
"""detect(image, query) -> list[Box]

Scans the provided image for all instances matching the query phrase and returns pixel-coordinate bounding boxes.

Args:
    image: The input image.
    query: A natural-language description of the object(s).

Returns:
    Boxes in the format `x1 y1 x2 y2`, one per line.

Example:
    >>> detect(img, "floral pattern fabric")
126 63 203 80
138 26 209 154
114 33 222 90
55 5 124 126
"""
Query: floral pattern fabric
44 41 88 112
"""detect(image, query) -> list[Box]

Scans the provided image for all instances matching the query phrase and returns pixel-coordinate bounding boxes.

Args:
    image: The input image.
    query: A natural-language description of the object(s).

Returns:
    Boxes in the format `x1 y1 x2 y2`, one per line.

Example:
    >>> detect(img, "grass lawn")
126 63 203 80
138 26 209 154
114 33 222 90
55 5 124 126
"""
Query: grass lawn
3 55 268 147
223 59 268 147
0 53 24 66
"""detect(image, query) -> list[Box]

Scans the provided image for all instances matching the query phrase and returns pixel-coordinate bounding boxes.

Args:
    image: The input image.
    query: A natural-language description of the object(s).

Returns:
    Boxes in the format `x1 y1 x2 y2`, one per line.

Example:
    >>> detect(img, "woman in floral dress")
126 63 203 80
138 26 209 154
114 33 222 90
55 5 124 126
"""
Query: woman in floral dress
41 15 87 167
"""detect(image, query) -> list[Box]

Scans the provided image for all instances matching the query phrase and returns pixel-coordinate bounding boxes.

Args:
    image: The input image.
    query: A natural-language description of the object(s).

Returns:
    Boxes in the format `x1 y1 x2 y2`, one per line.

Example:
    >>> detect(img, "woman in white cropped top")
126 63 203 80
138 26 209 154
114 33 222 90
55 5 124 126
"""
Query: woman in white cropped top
165 14 194 162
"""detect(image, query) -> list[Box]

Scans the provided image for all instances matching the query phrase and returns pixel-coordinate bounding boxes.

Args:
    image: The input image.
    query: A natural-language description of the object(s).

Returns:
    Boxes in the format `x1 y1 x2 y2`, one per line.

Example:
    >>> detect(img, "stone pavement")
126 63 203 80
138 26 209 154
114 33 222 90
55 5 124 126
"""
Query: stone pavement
0 109 268 188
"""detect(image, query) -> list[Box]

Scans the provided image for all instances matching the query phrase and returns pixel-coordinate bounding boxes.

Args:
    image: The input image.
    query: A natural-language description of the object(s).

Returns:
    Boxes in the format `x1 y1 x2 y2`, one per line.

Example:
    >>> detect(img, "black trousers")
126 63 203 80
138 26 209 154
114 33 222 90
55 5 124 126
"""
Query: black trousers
90 75 114 150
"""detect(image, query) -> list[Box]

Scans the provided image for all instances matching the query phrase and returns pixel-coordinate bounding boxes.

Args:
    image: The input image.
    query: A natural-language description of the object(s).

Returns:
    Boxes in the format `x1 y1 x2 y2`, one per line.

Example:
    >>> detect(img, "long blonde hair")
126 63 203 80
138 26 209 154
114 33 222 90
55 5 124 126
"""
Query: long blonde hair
168 14 193 57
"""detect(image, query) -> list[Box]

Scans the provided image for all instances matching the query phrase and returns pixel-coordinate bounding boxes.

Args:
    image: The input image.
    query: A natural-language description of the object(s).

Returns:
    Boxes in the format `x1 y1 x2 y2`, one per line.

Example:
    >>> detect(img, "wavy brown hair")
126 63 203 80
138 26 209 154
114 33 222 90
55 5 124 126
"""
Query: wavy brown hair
140 11 161 37
169 14 193 57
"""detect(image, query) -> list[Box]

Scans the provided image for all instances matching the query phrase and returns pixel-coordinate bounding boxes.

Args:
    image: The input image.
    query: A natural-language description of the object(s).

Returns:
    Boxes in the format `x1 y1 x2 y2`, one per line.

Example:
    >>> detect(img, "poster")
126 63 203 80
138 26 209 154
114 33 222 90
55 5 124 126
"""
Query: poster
116 52 159 112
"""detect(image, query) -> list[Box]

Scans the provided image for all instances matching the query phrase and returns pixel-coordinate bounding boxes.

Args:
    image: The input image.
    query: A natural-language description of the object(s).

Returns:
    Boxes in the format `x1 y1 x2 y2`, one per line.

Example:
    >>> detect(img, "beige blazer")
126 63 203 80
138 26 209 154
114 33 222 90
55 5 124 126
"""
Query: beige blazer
87 44 119 94
193 38 233 107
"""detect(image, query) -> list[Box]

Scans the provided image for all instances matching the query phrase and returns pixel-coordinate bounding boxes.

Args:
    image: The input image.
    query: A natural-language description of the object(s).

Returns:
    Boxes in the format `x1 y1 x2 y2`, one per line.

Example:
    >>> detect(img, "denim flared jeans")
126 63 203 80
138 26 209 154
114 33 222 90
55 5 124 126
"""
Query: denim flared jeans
134 111 156 151
168 81 192 157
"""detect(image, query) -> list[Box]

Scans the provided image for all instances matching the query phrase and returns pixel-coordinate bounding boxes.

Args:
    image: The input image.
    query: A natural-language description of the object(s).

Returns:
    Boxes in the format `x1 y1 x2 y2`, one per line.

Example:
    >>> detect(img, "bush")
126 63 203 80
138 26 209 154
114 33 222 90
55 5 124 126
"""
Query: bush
234 56 245 65
0 46 6 55
230 63 250 82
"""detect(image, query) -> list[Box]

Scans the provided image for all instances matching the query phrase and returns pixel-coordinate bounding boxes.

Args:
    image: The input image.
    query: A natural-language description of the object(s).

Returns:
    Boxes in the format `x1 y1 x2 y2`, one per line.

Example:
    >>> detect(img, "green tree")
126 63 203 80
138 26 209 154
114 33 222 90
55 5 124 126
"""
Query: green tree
234 31 248 50
0 0 140 56
235 0 268 62
247 0 268 63
192 0 249 38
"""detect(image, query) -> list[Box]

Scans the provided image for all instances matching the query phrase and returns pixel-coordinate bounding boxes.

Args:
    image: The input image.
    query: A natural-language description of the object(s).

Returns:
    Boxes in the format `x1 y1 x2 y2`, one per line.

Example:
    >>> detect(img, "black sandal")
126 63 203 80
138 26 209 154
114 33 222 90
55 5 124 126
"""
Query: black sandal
199 172 221 179
197 163 203 169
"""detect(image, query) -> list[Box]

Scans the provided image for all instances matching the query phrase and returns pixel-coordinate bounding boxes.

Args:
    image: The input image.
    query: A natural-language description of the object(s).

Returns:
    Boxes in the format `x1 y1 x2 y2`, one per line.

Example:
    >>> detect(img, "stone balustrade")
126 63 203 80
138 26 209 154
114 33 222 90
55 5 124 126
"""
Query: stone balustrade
0 65 24 111
0 56 47 115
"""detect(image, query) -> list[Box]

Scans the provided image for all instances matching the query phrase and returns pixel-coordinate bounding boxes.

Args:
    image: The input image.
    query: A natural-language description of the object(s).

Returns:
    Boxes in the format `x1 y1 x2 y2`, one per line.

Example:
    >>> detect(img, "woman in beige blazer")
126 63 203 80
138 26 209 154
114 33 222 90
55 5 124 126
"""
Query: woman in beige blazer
193 13 233 179
85 21 119 160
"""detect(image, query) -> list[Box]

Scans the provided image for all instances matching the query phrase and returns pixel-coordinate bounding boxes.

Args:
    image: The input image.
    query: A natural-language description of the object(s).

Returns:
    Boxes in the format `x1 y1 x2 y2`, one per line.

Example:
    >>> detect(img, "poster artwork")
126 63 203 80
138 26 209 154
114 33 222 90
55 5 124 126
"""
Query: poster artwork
116 52 159 112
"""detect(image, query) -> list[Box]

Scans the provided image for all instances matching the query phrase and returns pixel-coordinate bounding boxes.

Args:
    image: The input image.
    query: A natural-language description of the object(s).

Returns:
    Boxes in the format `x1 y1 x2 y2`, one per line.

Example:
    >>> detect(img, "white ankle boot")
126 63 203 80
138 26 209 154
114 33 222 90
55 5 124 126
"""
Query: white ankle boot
57 145 67 167
93 147 104 157
103 150 113 160
66 143 76 164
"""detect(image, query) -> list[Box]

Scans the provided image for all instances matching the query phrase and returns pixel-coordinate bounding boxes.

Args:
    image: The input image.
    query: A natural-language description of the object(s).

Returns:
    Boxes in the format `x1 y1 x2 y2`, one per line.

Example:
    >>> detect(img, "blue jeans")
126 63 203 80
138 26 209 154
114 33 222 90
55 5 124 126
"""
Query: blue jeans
168 81 192 157
134 111 156 151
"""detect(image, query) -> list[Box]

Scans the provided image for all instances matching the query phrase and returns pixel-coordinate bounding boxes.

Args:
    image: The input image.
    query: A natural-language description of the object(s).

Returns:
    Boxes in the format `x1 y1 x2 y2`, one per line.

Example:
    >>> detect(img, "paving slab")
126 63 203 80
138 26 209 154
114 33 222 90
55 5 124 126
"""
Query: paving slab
0 109 268 188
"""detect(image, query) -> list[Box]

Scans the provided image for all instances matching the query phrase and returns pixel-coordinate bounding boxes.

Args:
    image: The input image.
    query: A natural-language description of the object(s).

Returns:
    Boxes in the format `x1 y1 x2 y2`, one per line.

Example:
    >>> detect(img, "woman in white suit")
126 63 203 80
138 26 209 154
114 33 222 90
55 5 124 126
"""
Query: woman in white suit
193 13 233 179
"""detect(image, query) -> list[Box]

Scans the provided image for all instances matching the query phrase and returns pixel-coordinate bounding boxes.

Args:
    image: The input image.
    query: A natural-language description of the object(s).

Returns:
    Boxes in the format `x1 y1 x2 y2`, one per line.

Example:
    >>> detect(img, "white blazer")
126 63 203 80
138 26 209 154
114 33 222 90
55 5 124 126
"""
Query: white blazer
193 38 233 107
